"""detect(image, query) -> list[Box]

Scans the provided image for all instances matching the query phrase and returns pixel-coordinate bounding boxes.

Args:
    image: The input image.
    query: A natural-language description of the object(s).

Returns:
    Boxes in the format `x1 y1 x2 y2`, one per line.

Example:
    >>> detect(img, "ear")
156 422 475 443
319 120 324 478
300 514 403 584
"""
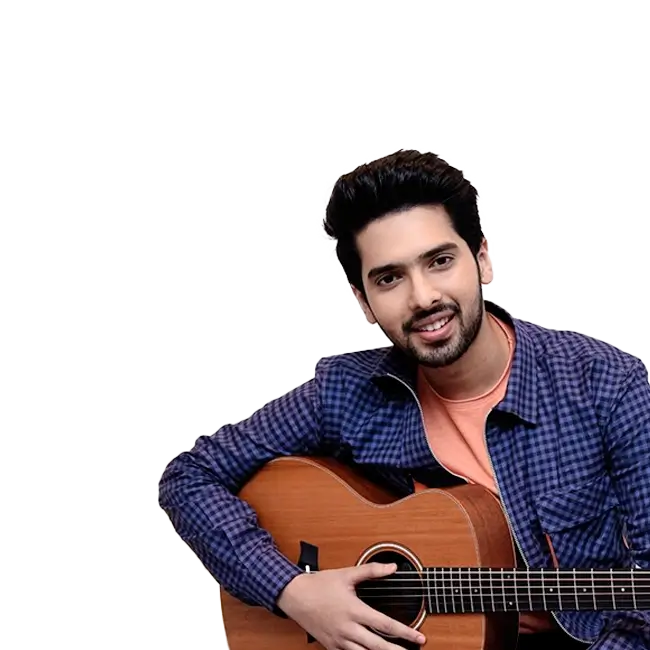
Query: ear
351 285 377 324
476 238 493 285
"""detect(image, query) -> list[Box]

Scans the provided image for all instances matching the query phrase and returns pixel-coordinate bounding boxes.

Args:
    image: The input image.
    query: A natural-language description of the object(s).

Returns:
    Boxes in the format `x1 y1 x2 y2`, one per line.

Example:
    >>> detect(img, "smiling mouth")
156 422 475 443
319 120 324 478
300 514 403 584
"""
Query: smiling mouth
414 314 453 332
407 313 457 344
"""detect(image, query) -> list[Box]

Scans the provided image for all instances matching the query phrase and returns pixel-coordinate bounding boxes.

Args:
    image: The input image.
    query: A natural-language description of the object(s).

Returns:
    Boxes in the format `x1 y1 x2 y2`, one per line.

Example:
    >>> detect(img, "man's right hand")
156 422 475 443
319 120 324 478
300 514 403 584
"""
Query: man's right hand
276 562 427 650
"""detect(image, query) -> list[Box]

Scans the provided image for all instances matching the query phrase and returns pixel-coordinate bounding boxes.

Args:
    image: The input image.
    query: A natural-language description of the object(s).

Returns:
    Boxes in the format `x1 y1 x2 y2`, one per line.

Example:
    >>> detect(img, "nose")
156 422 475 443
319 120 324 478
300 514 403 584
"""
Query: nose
408 271 442 312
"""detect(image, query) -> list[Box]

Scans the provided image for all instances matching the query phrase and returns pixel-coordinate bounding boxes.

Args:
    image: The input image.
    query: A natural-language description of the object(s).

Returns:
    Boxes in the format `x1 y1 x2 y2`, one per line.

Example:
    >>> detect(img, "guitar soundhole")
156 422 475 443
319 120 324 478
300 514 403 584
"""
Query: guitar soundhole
356 549 423 627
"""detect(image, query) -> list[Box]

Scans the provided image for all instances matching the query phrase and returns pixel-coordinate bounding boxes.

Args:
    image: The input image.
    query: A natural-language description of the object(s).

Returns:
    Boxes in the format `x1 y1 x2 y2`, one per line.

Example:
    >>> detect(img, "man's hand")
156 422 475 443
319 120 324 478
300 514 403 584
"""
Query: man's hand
276 562 426 650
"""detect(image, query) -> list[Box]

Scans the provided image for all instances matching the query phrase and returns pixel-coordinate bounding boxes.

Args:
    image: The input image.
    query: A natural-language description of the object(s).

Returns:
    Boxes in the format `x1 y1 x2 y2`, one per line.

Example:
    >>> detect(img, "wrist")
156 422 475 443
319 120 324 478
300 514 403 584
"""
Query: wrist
276 572 309 616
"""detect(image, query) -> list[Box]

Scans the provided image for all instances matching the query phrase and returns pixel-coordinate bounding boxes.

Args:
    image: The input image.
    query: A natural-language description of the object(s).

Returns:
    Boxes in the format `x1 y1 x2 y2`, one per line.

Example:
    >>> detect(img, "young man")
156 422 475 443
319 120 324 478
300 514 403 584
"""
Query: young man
159 150 650 650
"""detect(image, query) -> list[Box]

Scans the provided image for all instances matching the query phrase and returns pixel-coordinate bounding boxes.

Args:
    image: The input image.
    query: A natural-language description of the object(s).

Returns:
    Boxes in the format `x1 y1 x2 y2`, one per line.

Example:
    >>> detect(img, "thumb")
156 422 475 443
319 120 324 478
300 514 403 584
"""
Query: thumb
350 562 397 584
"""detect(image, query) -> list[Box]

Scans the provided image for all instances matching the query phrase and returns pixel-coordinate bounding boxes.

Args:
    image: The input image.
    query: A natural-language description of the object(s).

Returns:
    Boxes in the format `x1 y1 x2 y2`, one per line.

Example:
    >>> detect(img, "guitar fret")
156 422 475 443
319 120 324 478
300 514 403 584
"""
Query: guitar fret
469 568 474 613
426 567 433 614
592 568 597 610
535 569 545 611
544 570 560 610
575 567 596 610
450 567 455 613
458 569 464 612
490 568 497 612
449 568 455 613
441 567 445 613
444 568 448 613
595 568 615 609
632 569 637 610
449 568 458 614
458 568 463 613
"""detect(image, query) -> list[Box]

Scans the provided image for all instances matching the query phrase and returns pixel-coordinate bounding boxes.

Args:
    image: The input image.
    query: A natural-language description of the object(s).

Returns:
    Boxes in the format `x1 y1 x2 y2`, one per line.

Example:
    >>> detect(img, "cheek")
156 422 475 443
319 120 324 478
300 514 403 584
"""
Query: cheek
370 294 408 330
461 281 483 313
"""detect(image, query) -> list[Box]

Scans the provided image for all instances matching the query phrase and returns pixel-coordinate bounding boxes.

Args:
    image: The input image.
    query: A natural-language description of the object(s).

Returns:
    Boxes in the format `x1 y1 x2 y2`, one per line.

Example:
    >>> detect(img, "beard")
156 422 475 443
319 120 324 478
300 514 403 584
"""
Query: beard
377 282 485 369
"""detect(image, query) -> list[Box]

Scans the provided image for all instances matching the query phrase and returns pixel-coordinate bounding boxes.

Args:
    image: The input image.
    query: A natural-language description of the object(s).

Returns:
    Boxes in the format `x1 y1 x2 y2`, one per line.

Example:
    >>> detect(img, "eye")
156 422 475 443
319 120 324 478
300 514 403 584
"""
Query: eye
430 255 453 268
377 273 400 287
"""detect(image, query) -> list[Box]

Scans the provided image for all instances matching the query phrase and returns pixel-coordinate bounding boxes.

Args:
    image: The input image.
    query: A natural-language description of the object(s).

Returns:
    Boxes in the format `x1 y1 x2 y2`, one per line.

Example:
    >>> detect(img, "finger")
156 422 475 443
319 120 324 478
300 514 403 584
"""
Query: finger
351 625 422 650
349 562 397 584
342 641 368 650
360 608 425 645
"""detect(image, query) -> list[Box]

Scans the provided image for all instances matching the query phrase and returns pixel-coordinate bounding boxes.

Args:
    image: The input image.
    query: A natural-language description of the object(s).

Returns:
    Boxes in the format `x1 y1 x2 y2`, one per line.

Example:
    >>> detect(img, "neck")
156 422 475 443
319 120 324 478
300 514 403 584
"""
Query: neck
421 311 510 401
357 567 650 614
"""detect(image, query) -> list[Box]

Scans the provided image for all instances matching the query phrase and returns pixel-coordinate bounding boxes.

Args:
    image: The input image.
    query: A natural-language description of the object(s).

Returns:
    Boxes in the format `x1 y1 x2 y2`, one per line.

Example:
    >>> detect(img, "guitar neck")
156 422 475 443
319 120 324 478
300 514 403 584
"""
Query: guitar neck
419 567 650 613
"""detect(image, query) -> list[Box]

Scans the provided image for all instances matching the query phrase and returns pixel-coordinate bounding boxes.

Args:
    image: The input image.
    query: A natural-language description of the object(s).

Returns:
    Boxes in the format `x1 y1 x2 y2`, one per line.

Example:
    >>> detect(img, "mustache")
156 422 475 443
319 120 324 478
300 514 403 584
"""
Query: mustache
404 304 459 333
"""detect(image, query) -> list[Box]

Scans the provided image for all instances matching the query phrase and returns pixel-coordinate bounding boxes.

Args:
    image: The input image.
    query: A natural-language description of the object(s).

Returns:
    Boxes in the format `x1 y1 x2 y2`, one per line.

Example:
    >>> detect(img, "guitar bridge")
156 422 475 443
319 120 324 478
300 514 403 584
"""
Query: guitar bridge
298 541 319 643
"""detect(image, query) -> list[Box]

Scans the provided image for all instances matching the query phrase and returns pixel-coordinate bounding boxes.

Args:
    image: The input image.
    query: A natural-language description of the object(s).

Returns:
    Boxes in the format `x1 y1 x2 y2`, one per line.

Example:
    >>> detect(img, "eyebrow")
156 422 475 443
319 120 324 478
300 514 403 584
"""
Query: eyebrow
367 242 460 281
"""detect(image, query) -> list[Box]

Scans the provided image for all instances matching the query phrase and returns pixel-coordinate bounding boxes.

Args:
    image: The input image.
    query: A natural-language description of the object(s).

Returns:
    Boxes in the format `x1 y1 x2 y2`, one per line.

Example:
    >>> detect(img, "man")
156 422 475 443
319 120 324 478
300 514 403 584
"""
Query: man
159 150 650 650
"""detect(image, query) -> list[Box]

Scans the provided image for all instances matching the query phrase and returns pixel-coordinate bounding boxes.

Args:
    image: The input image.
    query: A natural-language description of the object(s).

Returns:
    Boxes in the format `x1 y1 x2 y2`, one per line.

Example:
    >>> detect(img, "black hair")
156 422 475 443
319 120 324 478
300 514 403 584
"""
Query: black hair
323 149 483 298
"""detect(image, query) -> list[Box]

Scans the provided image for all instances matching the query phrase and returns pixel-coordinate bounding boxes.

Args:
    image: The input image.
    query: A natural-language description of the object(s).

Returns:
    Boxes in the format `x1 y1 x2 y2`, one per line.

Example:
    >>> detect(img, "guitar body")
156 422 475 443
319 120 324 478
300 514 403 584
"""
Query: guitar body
221 456 519 650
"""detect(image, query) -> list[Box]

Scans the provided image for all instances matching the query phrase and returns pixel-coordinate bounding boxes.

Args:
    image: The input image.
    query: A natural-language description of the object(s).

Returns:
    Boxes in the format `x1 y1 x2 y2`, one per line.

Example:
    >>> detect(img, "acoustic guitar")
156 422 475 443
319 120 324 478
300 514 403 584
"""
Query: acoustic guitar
220 456 649 650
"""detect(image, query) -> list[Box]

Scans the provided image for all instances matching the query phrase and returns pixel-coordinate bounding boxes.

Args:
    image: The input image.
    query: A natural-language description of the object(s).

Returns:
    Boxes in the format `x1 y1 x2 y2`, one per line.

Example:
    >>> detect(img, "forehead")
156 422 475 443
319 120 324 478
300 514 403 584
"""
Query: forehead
355 205 463 269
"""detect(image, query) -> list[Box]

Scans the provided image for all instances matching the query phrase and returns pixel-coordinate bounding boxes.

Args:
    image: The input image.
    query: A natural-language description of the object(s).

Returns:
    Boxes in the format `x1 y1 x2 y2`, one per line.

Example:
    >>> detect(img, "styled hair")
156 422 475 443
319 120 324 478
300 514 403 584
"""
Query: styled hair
323 149 483 297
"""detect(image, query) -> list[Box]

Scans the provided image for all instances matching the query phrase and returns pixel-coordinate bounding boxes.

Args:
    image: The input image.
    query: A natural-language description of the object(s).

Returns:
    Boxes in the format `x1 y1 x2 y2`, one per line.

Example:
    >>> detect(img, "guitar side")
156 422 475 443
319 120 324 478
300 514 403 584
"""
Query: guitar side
221 456 519 650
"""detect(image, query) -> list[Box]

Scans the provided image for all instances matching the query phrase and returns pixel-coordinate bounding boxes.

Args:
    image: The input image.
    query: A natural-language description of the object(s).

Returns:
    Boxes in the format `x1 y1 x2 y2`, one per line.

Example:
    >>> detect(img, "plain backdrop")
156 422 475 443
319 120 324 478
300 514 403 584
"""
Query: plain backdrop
2 2 650 648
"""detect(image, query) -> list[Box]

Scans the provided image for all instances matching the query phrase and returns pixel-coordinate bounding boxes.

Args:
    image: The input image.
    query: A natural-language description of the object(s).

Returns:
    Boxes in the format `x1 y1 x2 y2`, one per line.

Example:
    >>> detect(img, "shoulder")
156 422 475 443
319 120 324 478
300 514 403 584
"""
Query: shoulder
516 317 647 406
314 347 393 380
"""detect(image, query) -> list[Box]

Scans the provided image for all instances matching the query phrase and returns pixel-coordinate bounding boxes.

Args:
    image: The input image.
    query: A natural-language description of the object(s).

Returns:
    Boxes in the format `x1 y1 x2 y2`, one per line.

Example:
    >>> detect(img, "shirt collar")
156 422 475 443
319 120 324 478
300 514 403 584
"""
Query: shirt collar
370 300 538 425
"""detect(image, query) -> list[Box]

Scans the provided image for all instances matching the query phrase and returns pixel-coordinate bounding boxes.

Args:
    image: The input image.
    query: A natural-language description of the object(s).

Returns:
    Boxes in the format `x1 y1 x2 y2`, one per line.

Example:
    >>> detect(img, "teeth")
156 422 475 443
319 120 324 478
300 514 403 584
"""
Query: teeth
420 316 451 332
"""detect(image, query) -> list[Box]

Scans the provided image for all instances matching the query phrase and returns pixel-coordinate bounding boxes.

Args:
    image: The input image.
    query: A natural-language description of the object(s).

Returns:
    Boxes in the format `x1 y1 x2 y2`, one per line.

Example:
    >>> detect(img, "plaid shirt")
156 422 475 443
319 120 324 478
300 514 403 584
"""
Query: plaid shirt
159 302 650 649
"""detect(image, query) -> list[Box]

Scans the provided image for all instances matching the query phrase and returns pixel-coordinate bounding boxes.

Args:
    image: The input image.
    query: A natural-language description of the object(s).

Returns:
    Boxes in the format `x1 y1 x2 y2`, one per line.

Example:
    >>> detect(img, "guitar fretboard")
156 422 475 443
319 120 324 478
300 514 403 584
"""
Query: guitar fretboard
420 567 649 613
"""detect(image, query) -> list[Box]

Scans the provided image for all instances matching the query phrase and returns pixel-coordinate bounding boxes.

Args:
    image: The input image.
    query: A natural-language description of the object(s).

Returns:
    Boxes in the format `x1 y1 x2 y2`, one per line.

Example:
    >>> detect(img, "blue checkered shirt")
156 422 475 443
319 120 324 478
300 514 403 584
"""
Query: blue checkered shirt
159 302 650 649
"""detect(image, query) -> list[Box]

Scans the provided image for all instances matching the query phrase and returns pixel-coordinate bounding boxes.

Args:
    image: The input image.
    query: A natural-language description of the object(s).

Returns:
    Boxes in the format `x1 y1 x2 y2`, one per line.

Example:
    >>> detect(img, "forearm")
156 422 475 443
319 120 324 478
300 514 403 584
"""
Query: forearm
159 377 327 609
160 448 303 609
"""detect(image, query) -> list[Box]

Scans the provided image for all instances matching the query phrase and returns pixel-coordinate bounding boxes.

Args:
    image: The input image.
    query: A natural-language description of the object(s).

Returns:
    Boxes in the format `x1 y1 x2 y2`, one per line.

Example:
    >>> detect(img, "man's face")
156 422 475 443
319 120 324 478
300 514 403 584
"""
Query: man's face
353 205 493 368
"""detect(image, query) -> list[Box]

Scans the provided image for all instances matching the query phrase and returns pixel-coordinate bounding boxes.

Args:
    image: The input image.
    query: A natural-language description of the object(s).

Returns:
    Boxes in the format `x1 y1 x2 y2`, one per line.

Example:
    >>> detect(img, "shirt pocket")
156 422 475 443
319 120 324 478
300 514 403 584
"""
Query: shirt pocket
534 473 627 568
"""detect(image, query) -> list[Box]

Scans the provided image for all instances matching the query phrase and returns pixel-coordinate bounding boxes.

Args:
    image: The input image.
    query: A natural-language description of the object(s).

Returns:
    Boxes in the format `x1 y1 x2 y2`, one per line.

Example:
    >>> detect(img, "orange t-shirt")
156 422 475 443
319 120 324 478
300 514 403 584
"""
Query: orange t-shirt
414 313 554 634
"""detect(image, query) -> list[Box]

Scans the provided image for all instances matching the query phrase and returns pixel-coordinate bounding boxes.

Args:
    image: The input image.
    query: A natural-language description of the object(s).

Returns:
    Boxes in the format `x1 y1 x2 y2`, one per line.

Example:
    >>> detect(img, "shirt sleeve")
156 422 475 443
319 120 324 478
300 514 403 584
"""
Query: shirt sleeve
158 364 334 613
593 359 650 649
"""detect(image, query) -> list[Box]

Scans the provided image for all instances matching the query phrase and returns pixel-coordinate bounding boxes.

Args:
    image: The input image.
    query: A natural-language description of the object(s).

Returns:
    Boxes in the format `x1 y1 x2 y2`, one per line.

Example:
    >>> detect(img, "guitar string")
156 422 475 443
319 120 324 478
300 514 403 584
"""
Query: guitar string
354 569 650 583
358 585 650 596
357 571 649 595
362 567 650 580
354 594 650 614
355 598 650 608
354 596 650 605
356 586 650 598
354 593 650 607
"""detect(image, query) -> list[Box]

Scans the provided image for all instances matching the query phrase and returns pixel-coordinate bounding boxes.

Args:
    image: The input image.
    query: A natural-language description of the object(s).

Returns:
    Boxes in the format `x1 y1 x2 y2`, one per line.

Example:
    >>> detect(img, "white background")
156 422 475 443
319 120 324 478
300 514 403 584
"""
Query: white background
2 2 649 648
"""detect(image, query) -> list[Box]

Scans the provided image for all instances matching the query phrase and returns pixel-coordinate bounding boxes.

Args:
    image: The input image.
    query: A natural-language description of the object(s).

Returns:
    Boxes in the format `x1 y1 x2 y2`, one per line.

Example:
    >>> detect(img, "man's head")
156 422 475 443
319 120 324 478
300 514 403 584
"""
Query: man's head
323 150 493 368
